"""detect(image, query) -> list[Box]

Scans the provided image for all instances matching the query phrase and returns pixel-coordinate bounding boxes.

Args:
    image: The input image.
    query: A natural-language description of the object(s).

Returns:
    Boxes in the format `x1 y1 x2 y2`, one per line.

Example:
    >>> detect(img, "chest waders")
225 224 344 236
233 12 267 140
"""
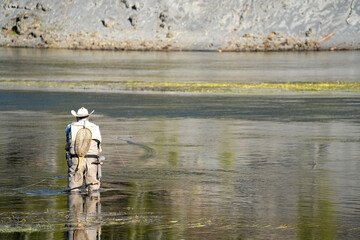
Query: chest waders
75 126 92 170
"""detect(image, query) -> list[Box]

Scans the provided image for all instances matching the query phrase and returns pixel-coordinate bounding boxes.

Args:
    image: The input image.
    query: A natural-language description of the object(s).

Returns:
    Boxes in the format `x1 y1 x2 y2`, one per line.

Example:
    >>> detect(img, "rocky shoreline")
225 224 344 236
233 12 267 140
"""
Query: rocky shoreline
1 0 359 51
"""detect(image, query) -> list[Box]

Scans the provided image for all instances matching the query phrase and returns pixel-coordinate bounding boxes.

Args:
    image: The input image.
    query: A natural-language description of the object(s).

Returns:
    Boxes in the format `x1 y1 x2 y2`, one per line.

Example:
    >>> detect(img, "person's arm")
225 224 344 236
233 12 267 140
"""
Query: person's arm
65 124 71 151
98 129 102 153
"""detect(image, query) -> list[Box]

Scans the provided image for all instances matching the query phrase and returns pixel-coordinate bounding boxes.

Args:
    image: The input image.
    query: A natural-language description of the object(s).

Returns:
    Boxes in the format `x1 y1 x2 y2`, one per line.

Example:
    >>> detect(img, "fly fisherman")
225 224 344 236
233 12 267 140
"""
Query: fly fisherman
65 107 102 192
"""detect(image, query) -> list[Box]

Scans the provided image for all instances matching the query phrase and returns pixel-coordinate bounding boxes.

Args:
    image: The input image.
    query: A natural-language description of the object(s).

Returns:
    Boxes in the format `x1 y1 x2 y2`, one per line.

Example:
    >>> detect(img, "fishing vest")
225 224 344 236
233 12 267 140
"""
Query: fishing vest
69 120 102 155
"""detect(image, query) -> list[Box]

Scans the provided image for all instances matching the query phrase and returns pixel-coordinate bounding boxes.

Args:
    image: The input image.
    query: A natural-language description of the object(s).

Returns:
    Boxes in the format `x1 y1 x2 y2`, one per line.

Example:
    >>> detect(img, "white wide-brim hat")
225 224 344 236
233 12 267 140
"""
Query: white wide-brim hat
71 107 94 117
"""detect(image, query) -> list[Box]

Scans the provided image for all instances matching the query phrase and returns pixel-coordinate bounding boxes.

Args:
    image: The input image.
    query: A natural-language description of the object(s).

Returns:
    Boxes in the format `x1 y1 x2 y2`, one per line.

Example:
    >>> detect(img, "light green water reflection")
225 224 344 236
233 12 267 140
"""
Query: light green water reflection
2 108 360 239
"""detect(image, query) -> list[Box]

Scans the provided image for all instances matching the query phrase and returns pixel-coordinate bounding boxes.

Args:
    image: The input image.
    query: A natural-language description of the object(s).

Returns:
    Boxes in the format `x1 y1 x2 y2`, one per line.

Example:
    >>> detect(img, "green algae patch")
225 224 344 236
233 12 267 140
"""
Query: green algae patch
122 81 360 93
255 82 360 91
1 80 360 94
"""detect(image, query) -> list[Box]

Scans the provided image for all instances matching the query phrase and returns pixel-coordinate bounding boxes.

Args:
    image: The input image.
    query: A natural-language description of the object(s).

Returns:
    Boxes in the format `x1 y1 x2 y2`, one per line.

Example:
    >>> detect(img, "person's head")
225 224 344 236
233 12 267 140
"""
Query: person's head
71 107 94 121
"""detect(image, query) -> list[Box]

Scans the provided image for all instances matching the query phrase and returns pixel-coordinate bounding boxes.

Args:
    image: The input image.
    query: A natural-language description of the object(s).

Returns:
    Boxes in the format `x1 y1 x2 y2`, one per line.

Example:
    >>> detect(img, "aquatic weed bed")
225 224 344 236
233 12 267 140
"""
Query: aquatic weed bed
1 80 360 94
0 211 66 233
0 210 161 233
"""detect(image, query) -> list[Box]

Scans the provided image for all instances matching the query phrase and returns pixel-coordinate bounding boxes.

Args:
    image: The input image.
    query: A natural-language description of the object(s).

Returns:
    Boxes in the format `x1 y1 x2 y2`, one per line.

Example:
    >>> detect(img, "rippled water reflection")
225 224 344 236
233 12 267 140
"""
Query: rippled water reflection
1 49 360 239
1 90 360 239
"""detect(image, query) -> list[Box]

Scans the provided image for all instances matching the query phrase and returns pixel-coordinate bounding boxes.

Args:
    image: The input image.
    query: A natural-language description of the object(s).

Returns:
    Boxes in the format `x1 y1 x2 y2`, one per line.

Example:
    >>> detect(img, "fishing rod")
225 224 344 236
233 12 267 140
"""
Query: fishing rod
64 180 100 193
10 156 106 194
12 178 51 191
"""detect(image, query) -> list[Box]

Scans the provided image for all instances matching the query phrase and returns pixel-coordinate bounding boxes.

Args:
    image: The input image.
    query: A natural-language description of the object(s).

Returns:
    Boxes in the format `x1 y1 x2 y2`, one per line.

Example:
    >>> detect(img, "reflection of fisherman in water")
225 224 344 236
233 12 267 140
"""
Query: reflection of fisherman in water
66 192 101 240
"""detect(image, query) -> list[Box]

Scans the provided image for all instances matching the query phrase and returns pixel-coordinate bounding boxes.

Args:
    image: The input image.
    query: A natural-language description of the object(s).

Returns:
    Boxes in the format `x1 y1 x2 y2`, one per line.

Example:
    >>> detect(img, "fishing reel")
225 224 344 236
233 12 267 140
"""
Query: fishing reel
92 156 105 165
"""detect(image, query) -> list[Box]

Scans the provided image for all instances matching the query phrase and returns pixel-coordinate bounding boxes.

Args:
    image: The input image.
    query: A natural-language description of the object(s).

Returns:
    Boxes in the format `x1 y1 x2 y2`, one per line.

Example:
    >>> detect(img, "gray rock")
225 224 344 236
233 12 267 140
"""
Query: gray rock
36 2 49 12
166 32 174 38
15 20 28 34
24 2 36 10
0 0 359 51
305 28 314 37
132 2 140 11
3 13 42 36
101 18 115 28
121 0 130 9
128 14 138 27
9 3 19 9
159 12 167 23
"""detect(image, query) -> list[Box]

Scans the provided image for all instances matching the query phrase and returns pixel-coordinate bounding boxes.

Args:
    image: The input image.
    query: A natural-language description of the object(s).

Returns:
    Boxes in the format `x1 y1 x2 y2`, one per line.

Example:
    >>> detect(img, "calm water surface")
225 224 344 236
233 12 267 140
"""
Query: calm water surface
1 49 360 239
1 48 360 83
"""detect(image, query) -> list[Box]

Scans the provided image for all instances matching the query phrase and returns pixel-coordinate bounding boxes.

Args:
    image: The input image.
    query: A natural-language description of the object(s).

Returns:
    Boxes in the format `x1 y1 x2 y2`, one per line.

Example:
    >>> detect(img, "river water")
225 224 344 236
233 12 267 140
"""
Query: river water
1 49 360 239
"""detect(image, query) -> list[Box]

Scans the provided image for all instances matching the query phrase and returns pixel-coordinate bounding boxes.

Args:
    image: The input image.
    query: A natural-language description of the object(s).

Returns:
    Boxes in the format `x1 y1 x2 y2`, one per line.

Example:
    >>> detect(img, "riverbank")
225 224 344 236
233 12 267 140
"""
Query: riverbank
1 0 359 51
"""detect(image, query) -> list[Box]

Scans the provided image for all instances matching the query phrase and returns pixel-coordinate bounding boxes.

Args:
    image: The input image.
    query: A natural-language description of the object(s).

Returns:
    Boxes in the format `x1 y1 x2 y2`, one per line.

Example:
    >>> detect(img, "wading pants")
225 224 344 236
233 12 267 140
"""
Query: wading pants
67 156 100 192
